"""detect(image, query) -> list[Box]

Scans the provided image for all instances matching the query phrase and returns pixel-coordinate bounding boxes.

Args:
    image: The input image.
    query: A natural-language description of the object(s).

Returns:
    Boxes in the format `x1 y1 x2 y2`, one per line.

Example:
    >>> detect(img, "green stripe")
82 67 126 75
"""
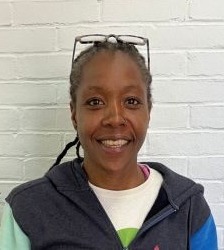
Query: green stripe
117 228 139 247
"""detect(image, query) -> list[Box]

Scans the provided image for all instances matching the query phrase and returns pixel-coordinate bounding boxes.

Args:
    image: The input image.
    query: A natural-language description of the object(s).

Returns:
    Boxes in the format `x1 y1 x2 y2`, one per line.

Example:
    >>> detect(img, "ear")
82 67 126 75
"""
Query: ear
70 101 77 130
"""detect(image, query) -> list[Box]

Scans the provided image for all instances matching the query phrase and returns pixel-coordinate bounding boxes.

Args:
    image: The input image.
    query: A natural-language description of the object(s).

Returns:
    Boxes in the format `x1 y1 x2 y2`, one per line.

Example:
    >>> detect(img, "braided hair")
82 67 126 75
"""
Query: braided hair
51 40 152 169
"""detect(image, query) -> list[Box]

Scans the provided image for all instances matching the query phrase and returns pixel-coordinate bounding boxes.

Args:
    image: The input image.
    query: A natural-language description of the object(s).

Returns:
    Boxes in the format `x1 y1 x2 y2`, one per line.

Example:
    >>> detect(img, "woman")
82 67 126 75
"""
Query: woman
0 34 217 249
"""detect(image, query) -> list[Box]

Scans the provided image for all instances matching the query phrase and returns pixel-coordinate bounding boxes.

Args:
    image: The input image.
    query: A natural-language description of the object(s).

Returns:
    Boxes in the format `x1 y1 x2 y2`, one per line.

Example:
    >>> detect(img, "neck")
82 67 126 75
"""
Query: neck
83 161 145 190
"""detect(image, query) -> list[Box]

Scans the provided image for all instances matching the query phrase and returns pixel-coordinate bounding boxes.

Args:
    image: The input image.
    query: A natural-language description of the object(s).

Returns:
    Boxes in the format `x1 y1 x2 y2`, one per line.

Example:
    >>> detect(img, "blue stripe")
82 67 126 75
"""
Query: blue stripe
190 215 218 250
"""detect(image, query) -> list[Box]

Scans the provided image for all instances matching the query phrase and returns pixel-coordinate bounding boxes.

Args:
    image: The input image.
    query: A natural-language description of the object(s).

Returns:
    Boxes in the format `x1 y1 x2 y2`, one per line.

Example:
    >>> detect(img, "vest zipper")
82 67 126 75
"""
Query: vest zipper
90 186 177 250
142 205 177 232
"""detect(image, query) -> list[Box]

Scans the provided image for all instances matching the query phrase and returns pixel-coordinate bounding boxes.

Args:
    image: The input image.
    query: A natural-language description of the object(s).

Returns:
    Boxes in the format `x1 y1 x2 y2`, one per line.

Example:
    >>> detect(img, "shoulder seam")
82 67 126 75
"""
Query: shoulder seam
6 178 49 206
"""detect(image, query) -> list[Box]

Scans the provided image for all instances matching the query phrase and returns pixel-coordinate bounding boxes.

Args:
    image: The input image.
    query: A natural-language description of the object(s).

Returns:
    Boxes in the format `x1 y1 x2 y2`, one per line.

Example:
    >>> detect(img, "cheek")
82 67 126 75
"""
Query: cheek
138 123 148 140
135 113 149 140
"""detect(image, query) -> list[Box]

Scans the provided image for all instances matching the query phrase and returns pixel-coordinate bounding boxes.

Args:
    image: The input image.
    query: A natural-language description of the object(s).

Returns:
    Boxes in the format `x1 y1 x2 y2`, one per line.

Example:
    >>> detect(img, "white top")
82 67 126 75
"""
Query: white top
89 165 163 244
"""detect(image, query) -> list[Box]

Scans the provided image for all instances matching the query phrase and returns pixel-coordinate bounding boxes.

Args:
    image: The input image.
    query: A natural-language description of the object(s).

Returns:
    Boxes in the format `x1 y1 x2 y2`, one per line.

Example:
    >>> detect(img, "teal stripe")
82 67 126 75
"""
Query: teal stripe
0 203 31 250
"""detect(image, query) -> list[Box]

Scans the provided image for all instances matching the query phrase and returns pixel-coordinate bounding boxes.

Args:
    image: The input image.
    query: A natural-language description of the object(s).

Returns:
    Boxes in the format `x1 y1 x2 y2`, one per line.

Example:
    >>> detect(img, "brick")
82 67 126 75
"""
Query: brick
150 105 188 129
0 133 62 157
217 228 224 249
191 106 224 129
152 80 224 104
0 3 11 25
198 181 224 203
14 1 100 25
0 158 23 180
151 25 224 50
141 132 224 156
21 107 73 131
151 52 186 76
189 157 224 180
0 28 56 53
56 82 70 104
0 109 19 131
0 56 17 80
0 83 57 105
102 0 186 22
190 0 224 20
210 204 224 226
18 54 70 79
24 158 53 180
56 108 73 131
188 52 224 76
21 108 57 131
0 182 21 202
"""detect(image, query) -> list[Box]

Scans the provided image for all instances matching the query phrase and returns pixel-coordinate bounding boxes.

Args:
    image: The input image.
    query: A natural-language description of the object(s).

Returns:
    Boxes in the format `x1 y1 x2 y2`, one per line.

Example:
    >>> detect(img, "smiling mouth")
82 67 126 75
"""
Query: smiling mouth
100 139 129 148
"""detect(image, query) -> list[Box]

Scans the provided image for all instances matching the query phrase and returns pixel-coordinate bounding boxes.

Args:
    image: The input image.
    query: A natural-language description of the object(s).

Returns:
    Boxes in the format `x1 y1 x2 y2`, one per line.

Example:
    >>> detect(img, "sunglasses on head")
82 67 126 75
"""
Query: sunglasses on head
71 34 150 70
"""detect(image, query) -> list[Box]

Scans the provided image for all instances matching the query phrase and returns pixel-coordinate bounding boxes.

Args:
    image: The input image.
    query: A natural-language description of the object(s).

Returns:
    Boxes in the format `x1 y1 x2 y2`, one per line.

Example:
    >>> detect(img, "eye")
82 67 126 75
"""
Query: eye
125 97 142 108
86 98 104 108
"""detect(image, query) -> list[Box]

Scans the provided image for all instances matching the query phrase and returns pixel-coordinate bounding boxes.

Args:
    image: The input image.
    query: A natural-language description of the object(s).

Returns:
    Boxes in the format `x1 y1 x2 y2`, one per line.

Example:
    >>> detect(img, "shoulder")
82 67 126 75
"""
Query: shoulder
6 177 51 206
6 160 69 205
6 159 85 207
145 162 216 240
143 162 205 206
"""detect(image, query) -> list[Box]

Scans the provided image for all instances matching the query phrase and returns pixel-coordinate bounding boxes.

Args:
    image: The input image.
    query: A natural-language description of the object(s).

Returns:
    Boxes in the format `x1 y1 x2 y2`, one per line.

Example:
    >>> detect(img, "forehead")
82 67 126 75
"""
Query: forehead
80 50 145 88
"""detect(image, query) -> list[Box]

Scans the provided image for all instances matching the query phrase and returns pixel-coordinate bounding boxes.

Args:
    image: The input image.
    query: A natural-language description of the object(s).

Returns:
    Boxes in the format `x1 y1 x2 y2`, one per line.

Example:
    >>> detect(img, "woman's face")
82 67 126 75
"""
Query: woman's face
71 50 150 175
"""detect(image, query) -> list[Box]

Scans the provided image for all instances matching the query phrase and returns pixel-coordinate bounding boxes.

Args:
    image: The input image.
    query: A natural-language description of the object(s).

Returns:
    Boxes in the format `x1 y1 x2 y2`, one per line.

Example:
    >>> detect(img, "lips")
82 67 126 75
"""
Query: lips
100 139 129 148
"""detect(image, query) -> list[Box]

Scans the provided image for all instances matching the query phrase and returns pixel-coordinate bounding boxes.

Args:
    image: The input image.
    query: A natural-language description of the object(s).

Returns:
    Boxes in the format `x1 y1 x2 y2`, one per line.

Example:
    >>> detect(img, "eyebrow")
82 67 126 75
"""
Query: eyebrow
86 85 104 91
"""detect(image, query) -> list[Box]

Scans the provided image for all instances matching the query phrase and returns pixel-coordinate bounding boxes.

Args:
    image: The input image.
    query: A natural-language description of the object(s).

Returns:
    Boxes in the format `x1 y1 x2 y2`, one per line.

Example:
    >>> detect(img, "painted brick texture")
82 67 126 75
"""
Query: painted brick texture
0 0 223 248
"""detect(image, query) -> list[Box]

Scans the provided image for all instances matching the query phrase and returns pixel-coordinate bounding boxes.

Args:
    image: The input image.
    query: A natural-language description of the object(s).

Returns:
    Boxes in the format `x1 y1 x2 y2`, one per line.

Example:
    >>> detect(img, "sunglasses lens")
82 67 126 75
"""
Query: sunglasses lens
79 35 106 43
118 36 145 45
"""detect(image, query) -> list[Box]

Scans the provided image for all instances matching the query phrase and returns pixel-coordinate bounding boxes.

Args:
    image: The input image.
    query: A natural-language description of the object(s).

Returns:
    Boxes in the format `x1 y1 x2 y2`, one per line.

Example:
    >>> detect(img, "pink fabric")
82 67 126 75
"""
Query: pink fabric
138 163 150 179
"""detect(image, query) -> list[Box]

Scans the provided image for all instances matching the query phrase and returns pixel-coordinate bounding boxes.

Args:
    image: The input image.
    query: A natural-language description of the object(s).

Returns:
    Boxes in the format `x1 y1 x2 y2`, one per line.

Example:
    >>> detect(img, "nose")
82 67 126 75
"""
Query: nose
102 101 126 127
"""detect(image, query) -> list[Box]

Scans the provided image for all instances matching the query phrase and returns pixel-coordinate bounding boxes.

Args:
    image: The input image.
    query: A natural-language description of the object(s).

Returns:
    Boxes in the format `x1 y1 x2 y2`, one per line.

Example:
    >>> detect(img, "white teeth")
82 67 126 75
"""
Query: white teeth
101 139 128 148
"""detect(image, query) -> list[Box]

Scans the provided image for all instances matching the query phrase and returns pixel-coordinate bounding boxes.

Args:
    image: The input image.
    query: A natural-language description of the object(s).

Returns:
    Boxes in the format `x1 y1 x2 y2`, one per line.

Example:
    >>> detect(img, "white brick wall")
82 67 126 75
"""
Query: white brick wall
13 1 100 25
0 0 223 248
0 3 11 25
0 28 56 53
190 0 224 20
